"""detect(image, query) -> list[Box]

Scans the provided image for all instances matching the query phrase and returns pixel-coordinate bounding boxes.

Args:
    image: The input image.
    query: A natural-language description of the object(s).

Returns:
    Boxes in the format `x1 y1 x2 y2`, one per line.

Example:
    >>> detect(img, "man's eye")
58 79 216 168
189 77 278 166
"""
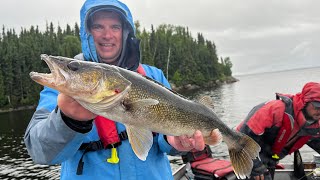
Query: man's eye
92 25 104 31
112 25 122 30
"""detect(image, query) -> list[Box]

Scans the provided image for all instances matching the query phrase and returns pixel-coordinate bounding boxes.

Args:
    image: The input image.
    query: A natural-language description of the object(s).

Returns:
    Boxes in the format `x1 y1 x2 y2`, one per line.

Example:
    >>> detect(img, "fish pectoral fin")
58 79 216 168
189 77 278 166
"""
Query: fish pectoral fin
198 95 215 109
124 99 159 111
126 125 154 161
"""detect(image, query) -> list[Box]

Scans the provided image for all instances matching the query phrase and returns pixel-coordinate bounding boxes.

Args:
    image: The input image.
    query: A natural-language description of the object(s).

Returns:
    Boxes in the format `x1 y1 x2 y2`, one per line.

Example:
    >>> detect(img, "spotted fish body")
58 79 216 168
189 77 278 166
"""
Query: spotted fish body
30 55 260 179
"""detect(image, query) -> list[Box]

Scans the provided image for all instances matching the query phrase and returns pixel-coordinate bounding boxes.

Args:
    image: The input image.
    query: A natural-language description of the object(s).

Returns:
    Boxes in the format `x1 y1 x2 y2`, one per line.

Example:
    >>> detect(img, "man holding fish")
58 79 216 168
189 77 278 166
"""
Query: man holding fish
24 0 207 179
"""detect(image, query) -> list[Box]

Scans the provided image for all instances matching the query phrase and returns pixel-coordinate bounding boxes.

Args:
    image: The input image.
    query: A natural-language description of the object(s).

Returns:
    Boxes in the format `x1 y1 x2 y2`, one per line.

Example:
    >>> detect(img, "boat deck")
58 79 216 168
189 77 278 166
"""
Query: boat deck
173 163 320 180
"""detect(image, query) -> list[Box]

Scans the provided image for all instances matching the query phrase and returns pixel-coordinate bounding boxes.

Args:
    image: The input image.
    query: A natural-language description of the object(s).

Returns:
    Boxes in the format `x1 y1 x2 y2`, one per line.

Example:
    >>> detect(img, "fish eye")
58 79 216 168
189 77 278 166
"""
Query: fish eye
67 61 80 71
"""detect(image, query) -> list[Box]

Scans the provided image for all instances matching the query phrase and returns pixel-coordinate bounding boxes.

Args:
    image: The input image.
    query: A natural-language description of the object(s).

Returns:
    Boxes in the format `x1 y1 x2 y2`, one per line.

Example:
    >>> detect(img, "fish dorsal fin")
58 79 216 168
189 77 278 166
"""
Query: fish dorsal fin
198 95 214 109
125 125 153 161
124 98 159 112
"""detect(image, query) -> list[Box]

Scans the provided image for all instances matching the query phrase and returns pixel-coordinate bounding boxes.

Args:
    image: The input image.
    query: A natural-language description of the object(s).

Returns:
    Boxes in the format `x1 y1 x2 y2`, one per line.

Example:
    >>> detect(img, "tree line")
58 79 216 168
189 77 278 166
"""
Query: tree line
0 22 233 109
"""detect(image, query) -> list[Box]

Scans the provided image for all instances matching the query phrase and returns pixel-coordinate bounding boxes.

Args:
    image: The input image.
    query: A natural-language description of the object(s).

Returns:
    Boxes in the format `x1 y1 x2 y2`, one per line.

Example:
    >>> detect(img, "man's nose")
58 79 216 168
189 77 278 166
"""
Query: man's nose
101 28 113 39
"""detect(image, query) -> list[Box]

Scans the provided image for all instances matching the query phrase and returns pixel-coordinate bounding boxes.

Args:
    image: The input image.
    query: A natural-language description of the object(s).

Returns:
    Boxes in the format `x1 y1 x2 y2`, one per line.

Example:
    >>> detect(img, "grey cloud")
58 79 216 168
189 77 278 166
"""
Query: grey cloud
1 0 319 75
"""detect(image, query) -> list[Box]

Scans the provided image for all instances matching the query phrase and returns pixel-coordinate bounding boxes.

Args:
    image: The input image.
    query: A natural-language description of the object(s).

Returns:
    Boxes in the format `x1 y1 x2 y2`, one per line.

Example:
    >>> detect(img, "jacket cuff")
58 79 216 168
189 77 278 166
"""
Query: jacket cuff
57 107 93 133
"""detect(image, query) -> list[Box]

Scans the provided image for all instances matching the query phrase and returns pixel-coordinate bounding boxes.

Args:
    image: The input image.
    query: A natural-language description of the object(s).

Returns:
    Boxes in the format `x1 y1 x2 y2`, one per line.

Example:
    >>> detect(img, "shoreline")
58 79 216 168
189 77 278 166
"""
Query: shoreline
0 105 36 113
172 76 239 92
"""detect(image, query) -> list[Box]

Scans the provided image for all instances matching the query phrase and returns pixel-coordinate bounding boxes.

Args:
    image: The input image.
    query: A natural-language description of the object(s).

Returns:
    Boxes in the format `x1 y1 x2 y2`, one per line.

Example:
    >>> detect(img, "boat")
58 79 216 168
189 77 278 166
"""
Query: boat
172 147 320 180
173 162 320 180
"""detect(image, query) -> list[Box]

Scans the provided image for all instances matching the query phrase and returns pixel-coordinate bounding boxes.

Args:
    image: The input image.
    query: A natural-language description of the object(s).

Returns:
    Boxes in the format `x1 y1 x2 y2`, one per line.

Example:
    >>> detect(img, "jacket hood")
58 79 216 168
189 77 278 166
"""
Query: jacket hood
293 82 320 117
79 0 135 63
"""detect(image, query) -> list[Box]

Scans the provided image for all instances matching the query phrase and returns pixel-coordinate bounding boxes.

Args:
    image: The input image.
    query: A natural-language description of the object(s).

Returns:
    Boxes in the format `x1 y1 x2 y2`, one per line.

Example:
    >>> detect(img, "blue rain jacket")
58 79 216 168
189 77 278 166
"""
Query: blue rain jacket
24 0 179 179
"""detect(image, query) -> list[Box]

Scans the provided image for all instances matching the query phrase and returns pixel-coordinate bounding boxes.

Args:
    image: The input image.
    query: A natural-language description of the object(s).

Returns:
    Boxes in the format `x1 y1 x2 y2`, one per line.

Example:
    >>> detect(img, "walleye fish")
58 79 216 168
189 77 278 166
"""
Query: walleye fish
30 54 260 179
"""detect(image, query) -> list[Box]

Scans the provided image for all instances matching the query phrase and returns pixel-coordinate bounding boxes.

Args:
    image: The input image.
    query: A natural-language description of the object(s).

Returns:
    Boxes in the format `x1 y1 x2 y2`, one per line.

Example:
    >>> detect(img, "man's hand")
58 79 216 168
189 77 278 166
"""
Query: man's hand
166 130 205 151
253 174 265 180
57 93 97 121
251 159 270 180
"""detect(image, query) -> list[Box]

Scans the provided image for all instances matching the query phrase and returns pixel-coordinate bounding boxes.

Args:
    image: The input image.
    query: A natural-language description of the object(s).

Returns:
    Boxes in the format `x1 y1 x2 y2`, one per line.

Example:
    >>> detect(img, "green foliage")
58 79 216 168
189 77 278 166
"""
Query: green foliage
0 23 81 109
220 57 233 76
135 22 233 87
59 35 81 58
0 71 6 106
0 21 233 109
172 70 183 86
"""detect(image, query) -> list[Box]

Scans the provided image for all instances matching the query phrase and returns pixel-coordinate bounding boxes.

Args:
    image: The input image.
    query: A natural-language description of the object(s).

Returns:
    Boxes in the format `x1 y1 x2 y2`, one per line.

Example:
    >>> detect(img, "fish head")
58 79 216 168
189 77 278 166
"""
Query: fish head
30 54 131 104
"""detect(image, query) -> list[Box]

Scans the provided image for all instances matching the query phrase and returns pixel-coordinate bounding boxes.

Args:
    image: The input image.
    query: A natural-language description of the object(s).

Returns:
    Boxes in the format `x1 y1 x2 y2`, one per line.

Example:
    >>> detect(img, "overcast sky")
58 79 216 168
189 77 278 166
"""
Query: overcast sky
1 0 319 75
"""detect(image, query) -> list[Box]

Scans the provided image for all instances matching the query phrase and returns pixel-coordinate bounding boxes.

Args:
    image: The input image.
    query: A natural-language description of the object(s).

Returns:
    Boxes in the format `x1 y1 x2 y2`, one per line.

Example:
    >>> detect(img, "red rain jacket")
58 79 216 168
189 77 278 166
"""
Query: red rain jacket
236 82 320 171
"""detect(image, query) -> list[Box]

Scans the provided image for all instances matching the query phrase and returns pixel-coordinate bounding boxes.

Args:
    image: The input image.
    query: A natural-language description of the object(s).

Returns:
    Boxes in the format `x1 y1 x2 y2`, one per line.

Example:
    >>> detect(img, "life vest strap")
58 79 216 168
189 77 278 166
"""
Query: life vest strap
79 130 129 151
79 140 104 151
76 130 156 175
77 130 129 175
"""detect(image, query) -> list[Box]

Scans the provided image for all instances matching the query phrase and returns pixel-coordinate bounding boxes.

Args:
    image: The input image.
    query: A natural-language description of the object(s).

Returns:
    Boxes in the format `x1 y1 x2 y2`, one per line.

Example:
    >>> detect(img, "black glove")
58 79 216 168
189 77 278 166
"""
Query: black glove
250 158 268 177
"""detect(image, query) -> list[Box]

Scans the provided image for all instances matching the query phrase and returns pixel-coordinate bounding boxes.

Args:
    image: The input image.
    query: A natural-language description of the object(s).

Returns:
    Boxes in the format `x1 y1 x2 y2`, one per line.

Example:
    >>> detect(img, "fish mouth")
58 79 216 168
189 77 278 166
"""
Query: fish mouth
30 54 132 108
29 54 69 87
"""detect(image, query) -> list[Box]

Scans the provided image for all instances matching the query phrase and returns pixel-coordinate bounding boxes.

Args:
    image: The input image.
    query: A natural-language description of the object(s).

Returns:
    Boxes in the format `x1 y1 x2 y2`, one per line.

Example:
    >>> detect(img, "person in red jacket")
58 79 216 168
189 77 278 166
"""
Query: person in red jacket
236 82 320 180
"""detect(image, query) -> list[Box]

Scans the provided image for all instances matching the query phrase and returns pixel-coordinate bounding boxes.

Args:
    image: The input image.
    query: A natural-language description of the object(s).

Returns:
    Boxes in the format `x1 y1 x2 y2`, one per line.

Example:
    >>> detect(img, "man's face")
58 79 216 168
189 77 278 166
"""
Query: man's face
90 11 123 65
305 102 320 121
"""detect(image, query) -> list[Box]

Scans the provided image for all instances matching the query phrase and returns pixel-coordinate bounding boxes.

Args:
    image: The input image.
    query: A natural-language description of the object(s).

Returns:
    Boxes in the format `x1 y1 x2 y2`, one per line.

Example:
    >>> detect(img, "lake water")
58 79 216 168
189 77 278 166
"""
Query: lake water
1 67 320 179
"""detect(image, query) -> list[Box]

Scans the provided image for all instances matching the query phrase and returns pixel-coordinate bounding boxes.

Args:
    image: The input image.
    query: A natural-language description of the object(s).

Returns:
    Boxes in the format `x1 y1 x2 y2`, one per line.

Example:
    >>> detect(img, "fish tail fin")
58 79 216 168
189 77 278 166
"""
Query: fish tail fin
227 133 261 179
204 129 223 146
